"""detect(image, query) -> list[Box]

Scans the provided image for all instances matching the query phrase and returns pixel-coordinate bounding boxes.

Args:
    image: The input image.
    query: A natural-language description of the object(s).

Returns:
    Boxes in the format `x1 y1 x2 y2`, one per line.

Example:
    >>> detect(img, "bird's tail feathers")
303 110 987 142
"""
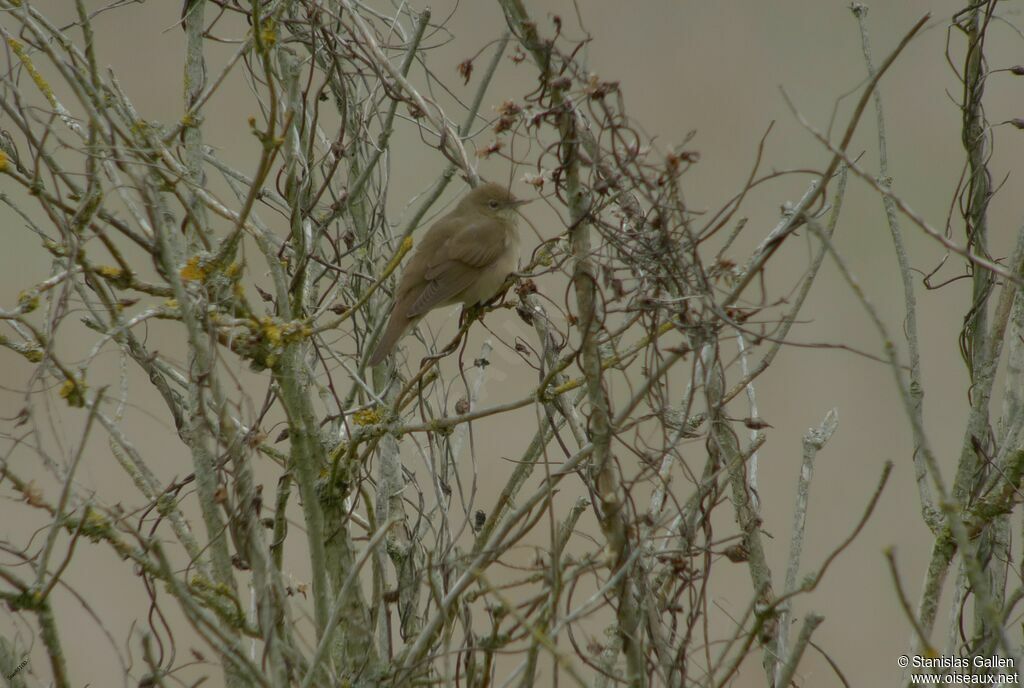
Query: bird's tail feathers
367 311 413 367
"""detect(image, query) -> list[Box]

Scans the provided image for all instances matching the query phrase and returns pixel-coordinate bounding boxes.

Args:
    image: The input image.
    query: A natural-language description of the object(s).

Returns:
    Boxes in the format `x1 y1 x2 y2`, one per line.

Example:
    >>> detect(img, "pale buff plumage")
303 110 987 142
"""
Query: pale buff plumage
368 183 526 366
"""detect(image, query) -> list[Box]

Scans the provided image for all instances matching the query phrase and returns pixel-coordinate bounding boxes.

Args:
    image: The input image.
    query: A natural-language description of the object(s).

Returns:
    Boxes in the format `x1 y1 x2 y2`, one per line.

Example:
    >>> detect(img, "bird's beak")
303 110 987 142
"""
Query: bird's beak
510 198 532 208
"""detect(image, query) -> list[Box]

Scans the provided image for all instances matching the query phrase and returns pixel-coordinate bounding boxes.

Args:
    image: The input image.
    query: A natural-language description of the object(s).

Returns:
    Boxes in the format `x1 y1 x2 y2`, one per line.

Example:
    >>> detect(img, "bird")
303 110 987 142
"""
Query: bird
367 182 528 367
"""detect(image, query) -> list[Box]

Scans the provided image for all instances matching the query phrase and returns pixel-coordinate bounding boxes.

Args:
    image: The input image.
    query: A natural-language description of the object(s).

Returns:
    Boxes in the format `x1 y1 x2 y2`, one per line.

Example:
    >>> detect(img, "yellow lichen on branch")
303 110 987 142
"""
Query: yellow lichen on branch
7 38 56 107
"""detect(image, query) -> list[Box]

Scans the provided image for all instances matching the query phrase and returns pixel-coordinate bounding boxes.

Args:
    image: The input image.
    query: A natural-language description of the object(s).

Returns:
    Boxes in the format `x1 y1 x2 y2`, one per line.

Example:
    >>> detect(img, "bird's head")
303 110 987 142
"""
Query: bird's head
462 182 530 220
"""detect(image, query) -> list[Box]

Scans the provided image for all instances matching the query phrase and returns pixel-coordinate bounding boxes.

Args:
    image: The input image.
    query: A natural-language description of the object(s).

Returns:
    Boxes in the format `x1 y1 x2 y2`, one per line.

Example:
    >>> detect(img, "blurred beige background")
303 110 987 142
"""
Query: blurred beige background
2 1 1023 686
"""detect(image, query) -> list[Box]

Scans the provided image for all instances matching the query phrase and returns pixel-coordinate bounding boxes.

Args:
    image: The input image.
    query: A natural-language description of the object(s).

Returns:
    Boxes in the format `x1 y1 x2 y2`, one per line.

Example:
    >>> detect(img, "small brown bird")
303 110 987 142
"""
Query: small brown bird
368 183 528 366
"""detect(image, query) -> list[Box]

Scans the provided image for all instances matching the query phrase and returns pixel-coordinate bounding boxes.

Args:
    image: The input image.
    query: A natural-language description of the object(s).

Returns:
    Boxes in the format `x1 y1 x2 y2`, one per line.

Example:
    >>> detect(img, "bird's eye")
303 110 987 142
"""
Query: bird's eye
488 200 499 209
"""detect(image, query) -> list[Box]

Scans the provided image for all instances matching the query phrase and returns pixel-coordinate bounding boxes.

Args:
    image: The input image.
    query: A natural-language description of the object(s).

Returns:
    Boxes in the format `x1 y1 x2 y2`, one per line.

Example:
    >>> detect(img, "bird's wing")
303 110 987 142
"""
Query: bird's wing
404 216 509 317
406 265 481 317
423 216 509 279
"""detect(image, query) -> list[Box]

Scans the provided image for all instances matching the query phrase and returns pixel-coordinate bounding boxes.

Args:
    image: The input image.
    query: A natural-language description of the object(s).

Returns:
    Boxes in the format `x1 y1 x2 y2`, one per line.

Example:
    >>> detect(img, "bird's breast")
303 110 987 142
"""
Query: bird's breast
458 226 520 307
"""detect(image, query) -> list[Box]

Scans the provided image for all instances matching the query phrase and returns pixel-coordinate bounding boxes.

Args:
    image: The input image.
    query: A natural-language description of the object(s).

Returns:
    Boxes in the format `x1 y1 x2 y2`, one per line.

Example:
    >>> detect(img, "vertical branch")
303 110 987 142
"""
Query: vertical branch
704 343 777 681
966 224 1024 662
174 1 241 615
174 0 238 594
376 394 423 642
274 37 380 678
773 614 824 688
497 0 649 680
774 409 837 685
951 2 997 506
957 1 995 387
852 3 937 527
948 1 1007 660
36 602 70 688
182 0 210 243
559 86 646 687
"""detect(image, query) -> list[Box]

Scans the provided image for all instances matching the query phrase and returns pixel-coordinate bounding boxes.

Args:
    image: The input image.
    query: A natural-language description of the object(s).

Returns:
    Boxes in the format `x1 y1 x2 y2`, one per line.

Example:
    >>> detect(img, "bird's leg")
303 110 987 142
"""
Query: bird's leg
418 286 518 368
459 279 516 329
419 301 489 368
484 275 519 311
459 302 485 328
419 326 470 367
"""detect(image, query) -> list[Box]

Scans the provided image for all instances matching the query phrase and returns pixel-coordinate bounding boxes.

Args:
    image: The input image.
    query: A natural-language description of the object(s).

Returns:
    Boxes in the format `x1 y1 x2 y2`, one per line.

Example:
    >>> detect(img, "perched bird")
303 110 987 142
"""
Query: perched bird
368 182 528 366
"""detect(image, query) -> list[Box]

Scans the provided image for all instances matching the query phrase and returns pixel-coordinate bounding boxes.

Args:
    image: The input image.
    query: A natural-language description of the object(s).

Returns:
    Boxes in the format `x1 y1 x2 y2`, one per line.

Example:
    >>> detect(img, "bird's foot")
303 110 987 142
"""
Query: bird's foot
459 303 486 328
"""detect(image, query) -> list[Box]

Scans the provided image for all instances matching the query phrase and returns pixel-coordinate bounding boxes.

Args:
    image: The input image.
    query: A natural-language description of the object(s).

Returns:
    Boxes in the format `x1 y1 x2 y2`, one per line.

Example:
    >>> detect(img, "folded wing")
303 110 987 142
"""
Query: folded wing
407 216 509 317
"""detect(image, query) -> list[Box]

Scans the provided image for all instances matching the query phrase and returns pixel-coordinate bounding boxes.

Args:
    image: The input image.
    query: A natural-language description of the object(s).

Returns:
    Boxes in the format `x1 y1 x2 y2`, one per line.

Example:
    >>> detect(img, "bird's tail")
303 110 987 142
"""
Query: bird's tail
367 310 413 367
